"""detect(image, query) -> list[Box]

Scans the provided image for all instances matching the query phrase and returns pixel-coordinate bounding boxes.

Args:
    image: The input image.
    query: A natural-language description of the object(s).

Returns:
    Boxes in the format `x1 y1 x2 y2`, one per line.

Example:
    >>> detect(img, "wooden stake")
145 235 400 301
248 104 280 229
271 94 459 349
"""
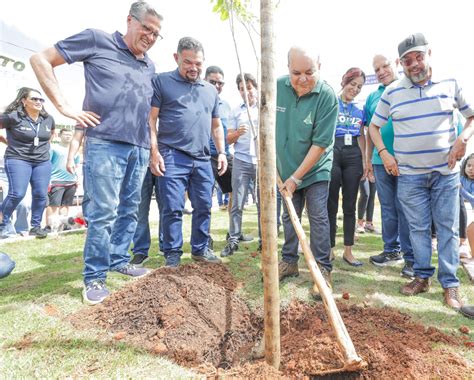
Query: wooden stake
260 0 280 370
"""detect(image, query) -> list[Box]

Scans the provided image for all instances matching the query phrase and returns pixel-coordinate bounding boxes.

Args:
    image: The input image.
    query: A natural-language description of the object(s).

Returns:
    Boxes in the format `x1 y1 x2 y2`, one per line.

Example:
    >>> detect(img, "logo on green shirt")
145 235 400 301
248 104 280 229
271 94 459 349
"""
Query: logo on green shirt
303 112 312 125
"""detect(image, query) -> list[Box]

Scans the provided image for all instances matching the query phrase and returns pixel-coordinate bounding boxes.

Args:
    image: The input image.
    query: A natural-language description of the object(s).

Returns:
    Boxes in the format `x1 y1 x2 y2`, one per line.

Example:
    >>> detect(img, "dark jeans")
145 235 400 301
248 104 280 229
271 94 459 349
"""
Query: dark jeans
282 181 332 272
357 179 376 221
132 168 163 257
373 165 413 263
1 158 51 228
459 195 467 239
327 139 363 247
157 147 214 263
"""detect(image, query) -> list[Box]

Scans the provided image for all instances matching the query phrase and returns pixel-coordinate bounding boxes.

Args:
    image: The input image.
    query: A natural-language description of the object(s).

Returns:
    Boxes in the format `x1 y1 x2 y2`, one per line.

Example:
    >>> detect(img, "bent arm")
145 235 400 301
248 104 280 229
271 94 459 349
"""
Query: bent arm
30 48 100 127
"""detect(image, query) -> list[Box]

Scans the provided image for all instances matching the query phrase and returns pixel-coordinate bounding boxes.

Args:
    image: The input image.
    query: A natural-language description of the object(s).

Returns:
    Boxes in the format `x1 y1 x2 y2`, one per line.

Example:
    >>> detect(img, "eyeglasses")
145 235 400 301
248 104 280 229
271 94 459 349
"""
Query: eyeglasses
400 52 425 67
29 97 45 103
132 15 163 41
209 79 225 87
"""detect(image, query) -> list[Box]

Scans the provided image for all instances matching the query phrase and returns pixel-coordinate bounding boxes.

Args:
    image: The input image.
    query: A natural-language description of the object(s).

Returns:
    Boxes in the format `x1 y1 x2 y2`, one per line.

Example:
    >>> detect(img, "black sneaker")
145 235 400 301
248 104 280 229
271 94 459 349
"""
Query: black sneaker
369 251 403 267
130 254 149 267
192 249 222 263
221 242 239 257
29 226 48 239
401 262 415 279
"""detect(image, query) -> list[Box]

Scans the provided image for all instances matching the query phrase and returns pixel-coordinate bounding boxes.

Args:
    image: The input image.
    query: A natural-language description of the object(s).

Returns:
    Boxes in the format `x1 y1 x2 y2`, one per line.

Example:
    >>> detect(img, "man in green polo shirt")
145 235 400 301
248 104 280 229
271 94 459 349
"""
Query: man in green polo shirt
276 46 338 294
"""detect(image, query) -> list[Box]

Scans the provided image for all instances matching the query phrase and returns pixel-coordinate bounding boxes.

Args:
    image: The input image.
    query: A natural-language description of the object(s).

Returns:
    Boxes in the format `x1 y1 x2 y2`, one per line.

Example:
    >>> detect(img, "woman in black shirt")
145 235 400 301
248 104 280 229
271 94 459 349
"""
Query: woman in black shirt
0 87 55 238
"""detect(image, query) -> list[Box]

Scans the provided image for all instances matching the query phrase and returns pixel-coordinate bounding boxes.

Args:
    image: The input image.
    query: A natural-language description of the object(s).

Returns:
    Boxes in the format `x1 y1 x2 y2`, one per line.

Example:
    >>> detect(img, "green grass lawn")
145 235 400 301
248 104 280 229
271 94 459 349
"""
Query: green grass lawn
0 205 473 378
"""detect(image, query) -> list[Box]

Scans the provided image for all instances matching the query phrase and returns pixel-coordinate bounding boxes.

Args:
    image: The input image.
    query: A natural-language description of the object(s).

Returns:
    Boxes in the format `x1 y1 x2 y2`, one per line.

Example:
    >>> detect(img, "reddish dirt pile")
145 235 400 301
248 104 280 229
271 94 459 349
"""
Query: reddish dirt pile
70 263 473 378
71 263 260 368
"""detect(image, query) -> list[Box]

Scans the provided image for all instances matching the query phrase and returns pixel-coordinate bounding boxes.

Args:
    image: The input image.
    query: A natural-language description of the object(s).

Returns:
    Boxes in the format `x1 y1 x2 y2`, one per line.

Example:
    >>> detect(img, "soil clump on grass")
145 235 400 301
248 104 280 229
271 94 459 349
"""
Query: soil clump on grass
70 263 472 378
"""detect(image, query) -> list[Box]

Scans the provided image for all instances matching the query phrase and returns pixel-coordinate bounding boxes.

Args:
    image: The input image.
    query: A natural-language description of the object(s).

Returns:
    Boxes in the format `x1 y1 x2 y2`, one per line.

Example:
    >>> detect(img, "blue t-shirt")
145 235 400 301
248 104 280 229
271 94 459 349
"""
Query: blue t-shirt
334 98 365 138
152 69 220 160
209 99 231 156
55 29 155 149
460 176 474 208
50 143 80 184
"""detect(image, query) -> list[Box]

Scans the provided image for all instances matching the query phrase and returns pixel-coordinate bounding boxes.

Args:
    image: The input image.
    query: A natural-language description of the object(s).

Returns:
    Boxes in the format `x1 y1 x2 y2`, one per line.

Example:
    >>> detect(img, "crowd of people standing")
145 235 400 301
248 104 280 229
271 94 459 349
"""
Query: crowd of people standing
1 2 473 318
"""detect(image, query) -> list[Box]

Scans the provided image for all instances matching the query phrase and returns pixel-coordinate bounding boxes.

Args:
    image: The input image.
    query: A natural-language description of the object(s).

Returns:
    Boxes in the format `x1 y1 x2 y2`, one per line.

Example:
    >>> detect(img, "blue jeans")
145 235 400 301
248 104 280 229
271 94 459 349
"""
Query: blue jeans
0 252 15 279
82 137 149 285
397 172 460 288
282 181 332 272
0 176 32 233
228 157 257 244
1 158 50 228
373 165 413 263
157 147 214 263
132 168 163 256
216 185 229 206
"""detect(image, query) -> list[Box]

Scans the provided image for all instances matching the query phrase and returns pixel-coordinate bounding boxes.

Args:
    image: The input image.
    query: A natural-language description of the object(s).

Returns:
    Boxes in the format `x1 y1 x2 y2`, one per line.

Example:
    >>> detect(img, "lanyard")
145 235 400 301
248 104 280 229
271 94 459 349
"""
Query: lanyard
28 121 41 137
28 120 41 146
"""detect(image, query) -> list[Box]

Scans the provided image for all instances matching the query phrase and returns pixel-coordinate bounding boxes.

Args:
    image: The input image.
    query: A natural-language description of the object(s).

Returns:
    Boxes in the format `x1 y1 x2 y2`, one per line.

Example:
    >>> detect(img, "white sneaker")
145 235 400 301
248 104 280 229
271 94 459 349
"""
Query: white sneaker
459 244 471 259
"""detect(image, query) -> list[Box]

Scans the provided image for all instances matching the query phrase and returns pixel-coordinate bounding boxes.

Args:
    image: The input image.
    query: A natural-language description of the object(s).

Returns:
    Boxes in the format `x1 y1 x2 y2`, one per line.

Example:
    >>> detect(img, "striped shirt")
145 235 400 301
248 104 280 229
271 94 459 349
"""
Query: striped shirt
371 76 474 175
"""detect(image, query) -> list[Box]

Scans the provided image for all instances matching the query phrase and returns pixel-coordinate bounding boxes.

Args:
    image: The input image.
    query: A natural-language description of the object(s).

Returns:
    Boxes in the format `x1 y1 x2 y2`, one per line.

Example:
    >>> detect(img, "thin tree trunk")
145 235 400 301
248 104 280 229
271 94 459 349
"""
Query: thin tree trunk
259 0 280 370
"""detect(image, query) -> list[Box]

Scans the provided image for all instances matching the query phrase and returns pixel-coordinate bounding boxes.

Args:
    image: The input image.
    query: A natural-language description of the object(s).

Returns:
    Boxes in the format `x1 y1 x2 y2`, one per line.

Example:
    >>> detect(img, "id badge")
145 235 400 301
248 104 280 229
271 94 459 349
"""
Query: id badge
344 133 352 146
34 137 39 147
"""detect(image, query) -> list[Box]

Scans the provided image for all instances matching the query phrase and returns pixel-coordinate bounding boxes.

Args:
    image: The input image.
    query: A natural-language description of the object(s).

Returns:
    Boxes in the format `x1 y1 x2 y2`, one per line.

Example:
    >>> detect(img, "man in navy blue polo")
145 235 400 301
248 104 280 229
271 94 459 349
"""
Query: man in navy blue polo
149 37 227 267
30 1 163 305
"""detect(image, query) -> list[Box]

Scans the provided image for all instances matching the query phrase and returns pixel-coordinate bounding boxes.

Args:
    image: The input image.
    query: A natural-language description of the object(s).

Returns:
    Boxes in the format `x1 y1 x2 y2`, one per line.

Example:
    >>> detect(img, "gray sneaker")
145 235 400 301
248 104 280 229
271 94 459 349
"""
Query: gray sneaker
192 249 222 263
129 254 149 267
114 264 149 277
83 280 110 305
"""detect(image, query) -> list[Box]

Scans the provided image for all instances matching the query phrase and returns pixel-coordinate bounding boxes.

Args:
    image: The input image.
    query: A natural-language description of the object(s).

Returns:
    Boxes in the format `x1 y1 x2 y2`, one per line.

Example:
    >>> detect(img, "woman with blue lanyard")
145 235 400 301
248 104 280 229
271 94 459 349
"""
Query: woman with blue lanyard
327 68 366 266
0 87 54 239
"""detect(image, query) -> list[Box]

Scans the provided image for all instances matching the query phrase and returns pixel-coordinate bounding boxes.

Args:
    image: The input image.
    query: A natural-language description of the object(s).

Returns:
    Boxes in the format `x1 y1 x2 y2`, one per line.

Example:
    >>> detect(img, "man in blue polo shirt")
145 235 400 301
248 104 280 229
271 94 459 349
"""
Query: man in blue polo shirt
149 37 227 267
30 1 163 305
369 33 474 310
365 54 414 279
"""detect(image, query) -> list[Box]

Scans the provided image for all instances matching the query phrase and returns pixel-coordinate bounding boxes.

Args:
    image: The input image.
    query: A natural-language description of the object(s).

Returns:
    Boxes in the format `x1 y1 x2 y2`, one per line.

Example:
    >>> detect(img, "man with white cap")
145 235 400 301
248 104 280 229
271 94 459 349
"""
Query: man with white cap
369 33 474 309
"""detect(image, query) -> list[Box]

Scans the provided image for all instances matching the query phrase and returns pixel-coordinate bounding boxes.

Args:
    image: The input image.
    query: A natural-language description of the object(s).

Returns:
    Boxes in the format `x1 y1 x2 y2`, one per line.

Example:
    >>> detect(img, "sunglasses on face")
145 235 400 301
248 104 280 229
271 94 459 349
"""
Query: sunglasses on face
209 79 225 87
400 52 426 67
29 97 45 103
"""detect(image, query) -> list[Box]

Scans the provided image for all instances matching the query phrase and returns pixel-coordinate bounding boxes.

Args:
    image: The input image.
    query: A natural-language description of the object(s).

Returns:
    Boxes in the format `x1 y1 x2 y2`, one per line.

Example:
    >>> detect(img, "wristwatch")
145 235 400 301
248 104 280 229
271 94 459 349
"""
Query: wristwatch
290 175 302 186
218 151 226 155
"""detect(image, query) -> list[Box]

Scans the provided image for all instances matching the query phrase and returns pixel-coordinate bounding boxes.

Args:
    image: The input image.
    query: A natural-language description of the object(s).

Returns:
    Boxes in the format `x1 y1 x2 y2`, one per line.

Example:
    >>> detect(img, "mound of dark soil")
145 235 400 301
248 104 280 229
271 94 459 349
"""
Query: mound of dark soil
70 263 473 378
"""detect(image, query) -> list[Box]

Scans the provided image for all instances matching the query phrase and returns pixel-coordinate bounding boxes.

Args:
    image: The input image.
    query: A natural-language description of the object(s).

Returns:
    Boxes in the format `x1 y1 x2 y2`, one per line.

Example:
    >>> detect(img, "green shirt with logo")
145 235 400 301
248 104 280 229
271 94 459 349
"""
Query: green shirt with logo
365 84 395 165
276 76 338 188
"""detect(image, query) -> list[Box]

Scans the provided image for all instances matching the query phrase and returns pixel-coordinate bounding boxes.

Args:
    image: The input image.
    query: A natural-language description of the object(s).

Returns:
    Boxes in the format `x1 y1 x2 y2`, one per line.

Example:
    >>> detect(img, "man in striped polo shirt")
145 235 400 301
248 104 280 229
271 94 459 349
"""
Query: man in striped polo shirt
369 33 474 310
